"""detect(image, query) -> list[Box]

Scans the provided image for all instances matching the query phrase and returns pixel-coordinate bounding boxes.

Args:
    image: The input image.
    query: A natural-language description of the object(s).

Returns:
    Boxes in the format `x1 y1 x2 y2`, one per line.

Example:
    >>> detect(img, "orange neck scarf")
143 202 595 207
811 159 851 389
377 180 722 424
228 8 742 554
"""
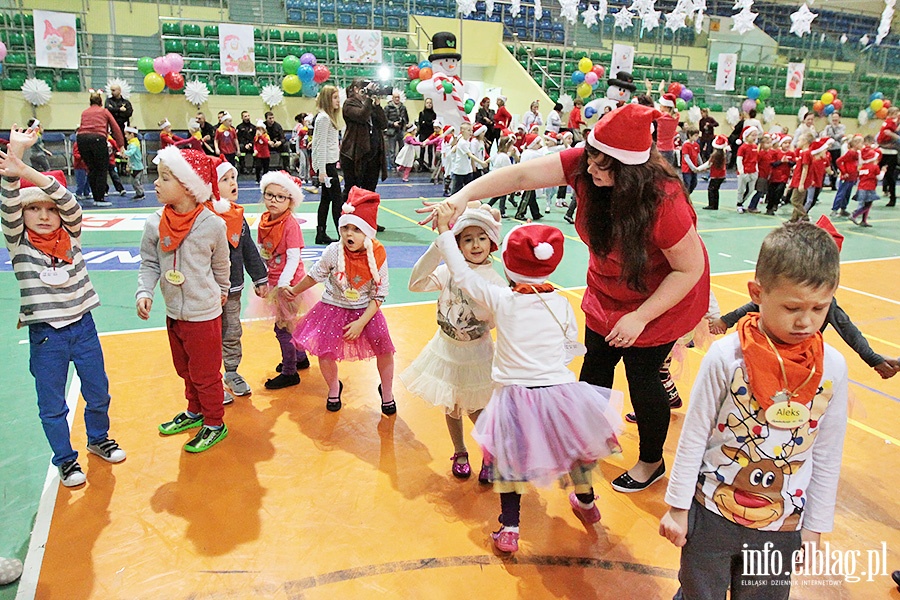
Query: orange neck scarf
512 282 555 294
258 209 291 257
204 201 245 248
737 313 824 408
159 204 203 253
343 239 386 290
26 228 73 264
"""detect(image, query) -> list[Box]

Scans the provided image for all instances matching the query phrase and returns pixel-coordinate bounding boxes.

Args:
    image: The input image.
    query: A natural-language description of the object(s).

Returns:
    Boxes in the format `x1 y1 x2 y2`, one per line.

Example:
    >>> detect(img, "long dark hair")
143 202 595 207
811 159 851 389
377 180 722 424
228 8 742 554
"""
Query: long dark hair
710 148 725 171
575 146 687 292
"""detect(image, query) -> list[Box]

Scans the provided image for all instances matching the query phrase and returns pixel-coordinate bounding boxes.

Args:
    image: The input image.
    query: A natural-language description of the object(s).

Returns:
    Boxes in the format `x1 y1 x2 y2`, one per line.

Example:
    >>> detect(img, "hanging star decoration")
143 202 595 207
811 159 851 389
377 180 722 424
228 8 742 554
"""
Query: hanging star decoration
860 33 870 45
582 3 601 27
789 3 818 37
694 7 705 33
597 0 609 19
876 0 895 44
731 7 758 34
534 0 543 20
485 0 495 17
614 6 635 29
457 0 477 17
665 7 689 31
641 8 661 31
511 0 521 17
733 0 753 9
559 0 580 24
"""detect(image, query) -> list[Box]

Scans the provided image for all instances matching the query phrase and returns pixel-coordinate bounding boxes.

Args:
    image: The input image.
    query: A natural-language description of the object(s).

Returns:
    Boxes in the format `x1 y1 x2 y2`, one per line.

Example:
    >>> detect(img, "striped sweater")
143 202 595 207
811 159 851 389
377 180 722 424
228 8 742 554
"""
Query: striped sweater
1 176 100 327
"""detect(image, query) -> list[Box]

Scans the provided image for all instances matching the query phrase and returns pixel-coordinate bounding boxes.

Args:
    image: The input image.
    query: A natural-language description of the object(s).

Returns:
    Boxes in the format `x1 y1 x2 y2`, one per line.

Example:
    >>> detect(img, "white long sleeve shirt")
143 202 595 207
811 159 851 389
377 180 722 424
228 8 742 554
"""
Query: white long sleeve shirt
449 136 473 176
311 111 340 174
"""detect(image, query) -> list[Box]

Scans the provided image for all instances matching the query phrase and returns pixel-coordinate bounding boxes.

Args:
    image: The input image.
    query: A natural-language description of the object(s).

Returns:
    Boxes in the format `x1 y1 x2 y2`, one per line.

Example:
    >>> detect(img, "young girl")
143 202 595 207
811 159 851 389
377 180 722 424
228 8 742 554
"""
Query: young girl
788 133 814 222
158 119 189 150
850 146 882 227
698 135 728 210
257 171 313 389
833 134 863 218
735 127 759 212
395 123 428 182
288 187 396 413
680 127 701 195
123 126 145 200
469 123 489 179
253 120 272 183
486 135 514 217
432 208 623 554
804 138 832 213
746 133 773 213
214 112 238 166
402 203 506 482
766 135 794 215
292 113 311 183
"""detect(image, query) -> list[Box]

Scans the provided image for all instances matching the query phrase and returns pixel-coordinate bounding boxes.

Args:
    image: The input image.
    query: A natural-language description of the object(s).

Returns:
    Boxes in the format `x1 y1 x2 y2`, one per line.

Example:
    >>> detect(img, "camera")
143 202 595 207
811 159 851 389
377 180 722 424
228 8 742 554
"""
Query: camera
361 80 393 96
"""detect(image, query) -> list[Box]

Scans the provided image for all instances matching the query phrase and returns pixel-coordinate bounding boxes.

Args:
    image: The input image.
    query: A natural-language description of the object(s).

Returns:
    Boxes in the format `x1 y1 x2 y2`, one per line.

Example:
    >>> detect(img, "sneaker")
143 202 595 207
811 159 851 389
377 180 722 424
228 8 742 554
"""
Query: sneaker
265 372 301 389
58 459 86 487
736 206 745 214
224 371 251 396
544 207 551 214
158 411 204 435
184 424 228 453
569 492 601 524
303 186 320 194
840 210 851 217
223 390 235 405
119 189 128 196
491 527 519 553
563 215 575 224
747 208 760 214
93 200 113 208
830 210 839 218
555 200 568 208
86 438 126 463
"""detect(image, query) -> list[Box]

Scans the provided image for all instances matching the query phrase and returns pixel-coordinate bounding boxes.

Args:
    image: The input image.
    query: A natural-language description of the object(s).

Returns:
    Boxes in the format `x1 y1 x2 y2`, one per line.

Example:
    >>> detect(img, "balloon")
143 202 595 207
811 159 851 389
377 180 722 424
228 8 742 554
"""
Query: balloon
0 41 6 62
464 98 475 113
590 80 600 90
0 64 3 75
680 88 693 101
164 71 185 91
419 67 432 80
877 107 889 119
667 82 682 97
418 60 432 70
312 64 330 84
676 98 687 111
883 99 891 109
407 65 420 79
584 72 598 85
832 99 843 111
571 71 585 84
584 106 596 118
742 98 757 113
576 82 592 98
591 65 605 79
826 88 838 98
867 107 876 118
408 79 419 95
759 85 771 100
297 64 314 82
871 99 884 112
747 86 760 100
143 72 165 94
300 52 317 66
282 75 302 94
283 55 301 75
823 104 835 116
821 92 834 105
153 56 171 76
870 91 884 101
166 53 184 74
812 100 824 113
137 56 154 75
302 82 318 98
578 57 593 73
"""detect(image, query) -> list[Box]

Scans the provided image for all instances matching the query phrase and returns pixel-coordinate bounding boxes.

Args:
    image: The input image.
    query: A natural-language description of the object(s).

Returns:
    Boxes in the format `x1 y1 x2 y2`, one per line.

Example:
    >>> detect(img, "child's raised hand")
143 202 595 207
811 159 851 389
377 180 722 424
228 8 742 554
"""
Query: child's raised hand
0 149 28 179
708 317 728 335
343 318 365 340
435 203 455 234
136 298 152 320
659 508 689 547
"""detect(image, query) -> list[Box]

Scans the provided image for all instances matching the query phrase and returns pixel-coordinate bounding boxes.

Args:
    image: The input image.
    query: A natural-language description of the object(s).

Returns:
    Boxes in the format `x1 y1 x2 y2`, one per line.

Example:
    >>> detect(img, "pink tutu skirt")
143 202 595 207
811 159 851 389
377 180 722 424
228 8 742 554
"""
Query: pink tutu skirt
292 301 395 361
246 286 321 330
473 382 624 488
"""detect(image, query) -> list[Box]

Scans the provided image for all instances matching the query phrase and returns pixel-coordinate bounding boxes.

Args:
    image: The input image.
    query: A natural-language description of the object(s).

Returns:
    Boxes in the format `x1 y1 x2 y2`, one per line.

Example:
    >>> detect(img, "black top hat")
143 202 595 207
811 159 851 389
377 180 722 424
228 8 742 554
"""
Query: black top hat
429 31 462 62
607 70 637 92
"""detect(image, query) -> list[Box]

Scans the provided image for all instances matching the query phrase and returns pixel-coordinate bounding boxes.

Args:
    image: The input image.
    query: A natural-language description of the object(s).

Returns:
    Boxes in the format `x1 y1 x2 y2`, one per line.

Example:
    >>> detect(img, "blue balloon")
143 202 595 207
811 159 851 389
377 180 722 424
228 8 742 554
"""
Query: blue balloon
571 71 585 84
870 91 884 101
747 86 761 100
0 63 3 76
591 80 599 90
302 82 319 97
584 106 596 118
823 104 835 116
867 107 876 118
297 64 315 82
418 60 431 70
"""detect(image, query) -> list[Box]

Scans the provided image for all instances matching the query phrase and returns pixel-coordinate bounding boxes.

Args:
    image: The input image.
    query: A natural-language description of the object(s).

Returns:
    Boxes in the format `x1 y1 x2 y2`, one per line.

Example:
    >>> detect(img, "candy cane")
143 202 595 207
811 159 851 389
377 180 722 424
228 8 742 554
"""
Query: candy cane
433 73 470 123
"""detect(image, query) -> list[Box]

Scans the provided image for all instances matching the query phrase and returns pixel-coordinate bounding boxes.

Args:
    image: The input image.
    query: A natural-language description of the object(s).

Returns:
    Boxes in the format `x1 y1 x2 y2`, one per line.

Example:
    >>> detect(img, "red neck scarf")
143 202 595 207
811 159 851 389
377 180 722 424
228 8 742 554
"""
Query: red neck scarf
258 209 291 257
343 239 387 290
737 313 824 408
512 282 555 294
26 228 73 264
204 201 245 248
159 204 203 252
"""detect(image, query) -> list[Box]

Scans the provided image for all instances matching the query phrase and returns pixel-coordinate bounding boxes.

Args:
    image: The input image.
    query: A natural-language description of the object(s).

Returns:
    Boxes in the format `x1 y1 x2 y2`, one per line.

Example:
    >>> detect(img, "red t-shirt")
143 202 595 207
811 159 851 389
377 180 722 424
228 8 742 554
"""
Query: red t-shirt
681 141 700 174
808 153 828 188
560 147 711 346
655 113 679 152
254 133 271 158
858 162 880 191
263 214 306 286
737 143 758 174
769 149 792 184
215 126 237 155
757 148 775 179
836 149 859 181
790 149 812 188
877 118 897 145
568 106 585 131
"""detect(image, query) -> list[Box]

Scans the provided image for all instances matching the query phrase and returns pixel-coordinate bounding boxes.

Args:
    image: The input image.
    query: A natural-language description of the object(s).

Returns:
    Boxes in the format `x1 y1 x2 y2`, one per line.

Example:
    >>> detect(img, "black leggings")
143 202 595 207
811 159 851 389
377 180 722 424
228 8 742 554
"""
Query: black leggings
580 327 675 463
706 177 724 209
341 156 381 201
254 156 269 182
766 181 786 213
76 133 110 203
880 152 897 204
317 162 342 234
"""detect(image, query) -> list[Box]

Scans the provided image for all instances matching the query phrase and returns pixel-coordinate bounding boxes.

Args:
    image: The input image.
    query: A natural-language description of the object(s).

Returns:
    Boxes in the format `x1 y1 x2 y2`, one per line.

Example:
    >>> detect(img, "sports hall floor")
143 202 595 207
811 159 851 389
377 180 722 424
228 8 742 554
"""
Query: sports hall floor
0 173 898 599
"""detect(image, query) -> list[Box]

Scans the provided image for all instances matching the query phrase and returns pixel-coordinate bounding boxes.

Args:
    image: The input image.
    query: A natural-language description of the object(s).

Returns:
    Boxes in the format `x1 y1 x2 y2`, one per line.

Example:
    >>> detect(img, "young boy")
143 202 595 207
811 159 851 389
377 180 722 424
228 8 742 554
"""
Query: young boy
735 127 759 212
660 221 849 599
832 134 864 218
253 120 272 183
123 126 145 200
766 135 794 215
787 133 814 222
214 112 238 166
136 147 231 453
747 133 773 213
514 134 545 221
680 127 701 194
449 121 474 195
656 94 680 167
0 127 125 487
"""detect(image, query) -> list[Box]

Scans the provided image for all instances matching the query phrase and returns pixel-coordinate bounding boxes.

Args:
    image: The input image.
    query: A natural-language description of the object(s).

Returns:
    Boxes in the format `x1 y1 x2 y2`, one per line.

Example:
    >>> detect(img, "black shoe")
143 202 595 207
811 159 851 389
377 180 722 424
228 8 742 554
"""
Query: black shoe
765 210 776 215
892 570 900 589
887 202 896 207
326 381 343 412
530 214 543 221
264 372 300 390
376 225 386 232
610 462 666 493
563 215 574 224
702 206 717 210
378 384 397 416
315 232 337 245
276 357 311 373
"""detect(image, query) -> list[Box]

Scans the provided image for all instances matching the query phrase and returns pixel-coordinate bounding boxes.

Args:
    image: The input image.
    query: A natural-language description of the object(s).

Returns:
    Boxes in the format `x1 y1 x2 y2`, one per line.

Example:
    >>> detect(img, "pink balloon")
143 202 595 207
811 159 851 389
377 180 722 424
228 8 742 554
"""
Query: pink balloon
584 72 599 85
153 55 171 76
0 41 7 62
741 98 757 113
166 53 184 74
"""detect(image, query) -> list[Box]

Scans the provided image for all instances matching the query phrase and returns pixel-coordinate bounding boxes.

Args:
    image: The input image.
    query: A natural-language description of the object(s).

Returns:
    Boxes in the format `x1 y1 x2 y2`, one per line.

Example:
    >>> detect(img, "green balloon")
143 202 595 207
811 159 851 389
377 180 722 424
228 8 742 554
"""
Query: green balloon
759 85 771 100
464 98 475 113
408 79 419 95
283 55 301 75
675 98 687 111
137 56 154 75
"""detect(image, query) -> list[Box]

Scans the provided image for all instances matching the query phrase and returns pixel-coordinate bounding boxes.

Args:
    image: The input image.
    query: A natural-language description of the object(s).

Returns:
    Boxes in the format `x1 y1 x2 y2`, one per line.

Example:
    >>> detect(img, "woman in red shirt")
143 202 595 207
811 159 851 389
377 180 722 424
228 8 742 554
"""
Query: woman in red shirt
421 104 710 493
75 92 124 207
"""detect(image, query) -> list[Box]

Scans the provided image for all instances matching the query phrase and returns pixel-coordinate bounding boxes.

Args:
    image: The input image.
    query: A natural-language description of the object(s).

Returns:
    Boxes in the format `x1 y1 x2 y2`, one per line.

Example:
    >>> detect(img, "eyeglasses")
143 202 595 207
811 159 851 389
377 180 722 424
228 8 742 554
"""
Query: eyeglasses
263 192 291 203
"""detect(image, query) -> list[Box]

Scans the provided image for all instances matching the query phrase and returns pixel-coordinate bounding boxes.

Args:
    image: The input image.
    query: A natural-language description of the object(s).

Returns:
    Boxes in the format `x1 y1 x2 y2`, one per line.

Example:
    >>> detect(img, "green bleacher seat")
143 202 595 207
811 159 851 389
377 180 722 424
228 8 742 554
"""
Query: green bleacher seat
312 47 326 60
1 77 25 91
239 80 260 95
327 33 337 43
268 29 281 41
162 22 181 36
274 46 290 59
6 32 25 49
284 30 301 43
535 47 547 57
205 41 219 56
165 39 184 54
186 59 203 71
34 69 54 88
215 79 237 95
186 40 205 56
5 52 26 65
254 28 264 40
204 25 219 38
573 50 587 60
600 52 612 62
56 77 81 92
549 48 562 58
303 31 318 43
182 24 201 37
13 13 34 27
254 43 268 59
257 63 275 73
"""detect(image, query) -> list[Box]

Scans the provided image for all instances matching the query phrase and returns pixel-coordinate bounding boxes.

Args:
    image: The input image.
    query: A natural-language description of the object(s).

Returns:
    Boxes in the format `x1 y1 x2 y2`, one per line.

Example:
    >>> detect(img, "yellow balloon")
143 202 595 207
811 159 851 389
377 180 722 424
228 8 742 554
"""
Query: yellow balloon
871 98 884 112
821 92 834 105
576 82 592 98
143 72 165 94
282 74 302 95
578 57 593 74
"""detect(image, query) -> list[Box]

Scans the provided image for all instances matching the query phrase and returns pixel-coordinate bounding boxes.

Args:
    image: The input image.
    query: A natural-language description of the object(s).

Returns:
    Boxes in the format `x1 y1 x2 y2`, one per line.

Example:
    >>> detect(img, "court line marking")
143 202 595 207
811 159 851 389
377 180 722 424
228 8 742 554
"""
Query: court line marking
837 285 900 306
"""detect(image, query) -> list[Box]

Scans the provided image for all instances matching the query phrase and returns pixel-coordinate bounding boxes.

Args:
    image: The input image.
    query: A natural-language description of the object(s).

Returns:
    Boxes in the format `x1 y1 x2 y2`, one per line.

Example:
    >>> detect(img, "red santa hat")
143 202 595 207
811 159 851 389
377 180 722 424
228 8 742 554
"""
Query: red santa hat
809 137 831 155
741 126 759 142
339 186 381 239
515 123 526 132
861 146 880 162
544 131 559 142
525 133 542 149
815 215 844 252
779 134 793 146
153 147 219 203
501 127 513 137
19 170 67 206
711 134 729 149
472 123 487 137
501 223 565 284
658 93 676 108
442 124 455 135
452 201 502 251
587 103 661 165
260 170 304 208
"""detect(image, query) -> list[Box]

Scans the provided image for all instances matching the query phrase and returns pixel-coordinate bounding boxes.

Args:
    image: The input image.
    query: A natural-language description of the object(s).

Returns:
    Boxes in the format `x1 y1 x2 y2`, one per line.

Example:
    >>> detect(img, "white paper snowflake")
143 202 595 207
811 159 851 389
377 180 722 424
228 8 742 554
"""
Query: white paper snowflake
558 94 575 114
597 0 609 20
789 3 818 38
511 0 521 17
457 0 477 17
534 0 543 20
614 6 635 29
260 84 285 108
726 106 741 126
582 3 601 27
642 9 661 31
105 78 133 100
733 0 753 9
485 0 495 16
185 80 210 107
559 0 580 24
665 9 689 31
876 0 894 45
21 78 52 106
731 7 758 34
694 8 705 33
631 0 655 15
763 106 775 123
858 109 869 126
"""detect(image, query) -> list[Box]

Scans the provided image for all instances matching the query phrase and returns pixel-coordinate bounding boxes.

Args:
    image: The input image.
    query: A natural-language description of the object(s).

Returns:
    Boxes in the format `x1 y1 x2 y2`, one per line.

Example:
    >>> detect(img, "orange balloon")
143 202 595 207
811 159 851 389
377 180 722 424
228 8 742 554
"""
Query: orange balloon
877 107 888 119
418 67 433 80
812 100 824 112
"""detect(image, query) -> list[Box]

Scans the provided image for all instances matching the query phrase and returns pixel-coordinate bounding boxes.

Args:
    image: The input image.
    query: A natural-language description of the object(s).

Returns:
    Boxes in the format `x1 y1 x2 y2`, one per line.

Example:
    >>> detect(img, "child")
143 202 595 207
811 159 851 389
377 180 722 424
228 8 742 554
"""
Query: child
159 119 189 149
257 171 313 389
486 135 514 217
395 123 427 182
660 221 849 599
72 142 90 203
556 131 575 209
656 94 680 167
27 118 52 172
106 134 128 197
698 135 728 210
449 122 475 195
292 113 311 183
877 106 900 207
766 135 794 215
469 123 489 179
123 126 145 200
214 112 238 166
288 187 396 414
0 130 126 487
402 203 506 482
513 134 545 221
747 133 773 213
432 209 623 553
850 146 882 227
735 127 759 212
787 133 814 222
832 134 863 218
208 157 269 399
680 127 701 194
253 120 272 183
136 147 231 453
803 138 832 213
439 124 454 194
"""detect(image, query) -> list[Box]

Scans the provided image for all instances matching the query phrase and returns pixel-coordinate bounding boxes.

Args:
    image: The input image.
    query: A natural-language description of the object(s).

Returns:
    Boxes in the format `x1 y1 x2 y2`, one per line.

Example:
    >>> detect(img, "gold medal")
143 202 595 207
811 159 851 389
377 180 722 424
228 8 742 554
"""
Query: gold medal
165 269 186 285
343 287 360 301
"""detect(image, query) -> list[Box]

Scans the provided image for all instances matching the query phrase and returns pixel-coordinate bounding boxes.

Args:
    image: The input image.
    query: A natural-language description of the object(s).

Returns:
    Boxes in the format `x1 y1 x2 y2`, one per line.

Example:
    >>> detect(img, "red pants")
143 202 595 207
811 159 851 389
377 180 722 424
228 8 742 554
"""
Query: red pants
166 317 224 426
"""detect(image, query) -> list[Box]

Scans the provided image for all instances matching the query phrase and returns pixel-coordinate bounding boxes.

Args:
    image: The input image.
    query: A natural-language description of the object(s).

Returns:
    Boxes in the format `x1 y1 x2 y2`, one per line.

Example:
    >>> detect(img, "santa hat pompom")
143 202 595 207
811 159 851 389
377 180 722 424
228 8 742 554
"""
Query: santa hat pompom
533 241 554 261
341 202 355 213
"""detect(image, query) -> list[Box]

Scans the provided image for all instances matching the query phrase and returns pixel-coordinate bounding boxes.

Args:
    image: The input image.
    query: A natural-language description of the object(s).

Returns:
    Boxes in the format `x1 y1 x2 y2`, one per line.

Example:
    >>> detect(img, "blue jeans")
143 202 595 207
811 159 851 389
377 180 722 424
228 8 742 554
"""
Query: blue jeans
682 172 697 194
75 168 89 197
832 179 856 211
29 312 111 466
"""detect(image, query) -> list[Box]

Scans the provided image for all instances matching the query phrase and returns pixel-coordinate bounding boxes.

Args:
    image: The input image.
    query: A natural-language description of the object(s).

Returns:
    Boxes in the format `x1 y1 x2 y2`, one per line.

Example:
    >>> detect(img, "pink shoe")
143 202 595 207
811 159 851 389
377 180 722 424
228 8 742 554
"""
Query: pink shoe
491 527 519 553
477 461 492 484
451 451 471 479
569 492 601 524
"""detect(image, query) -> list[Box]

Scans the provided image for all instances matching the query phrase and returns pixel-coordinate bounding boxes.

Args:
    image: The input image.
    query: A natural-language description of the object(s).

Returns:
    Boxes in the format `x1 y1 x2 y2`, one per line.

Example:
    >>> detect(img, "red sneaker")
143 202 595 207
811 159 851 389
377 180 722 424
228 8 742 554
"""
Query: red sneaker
569 492 601 524
491 527 519 553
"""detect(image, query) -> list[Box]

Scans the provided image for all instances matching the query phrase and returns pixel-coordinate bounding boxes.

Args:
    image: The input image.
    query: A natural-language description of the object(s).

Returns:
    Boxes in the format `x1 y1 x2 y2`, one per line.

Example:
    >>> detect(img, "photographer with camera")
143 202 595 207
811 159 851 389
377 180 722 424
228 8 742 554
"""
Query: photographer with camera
383 89 409 167
341 80 389 230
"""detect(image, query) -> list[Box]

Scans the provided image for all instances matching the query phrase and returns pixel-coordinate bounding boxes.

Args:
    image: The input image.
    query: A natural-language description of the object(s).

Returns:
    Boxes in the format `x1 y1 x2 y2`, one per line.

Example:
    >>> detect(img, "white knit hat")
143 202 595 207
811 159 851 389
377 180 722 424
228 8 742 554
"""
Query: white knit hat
451 201 502 251
153 147 218 202
260 170 304 208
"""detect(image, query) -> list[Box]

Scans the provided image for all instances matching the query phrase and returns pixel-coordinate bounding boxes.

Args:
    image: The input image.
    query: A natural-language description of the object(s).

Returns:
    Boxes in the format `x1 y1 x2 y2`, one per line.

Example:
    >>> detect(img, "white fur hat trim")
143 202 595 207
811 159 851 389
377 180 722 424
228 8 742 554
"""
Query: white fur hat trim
152 146 214 202
160 119 171 129
533 242 554 261
259 171 304 207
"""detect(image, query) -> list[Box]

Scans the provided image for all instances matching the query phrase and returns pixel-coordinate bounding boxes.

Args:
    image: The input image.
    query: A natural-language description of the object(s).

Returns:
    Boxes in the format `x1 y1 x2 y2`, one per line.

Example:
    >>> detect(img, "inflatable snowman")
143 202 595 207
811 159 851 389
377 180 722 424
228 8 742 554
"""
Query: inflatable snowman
417 32 470 130
586 70 637 117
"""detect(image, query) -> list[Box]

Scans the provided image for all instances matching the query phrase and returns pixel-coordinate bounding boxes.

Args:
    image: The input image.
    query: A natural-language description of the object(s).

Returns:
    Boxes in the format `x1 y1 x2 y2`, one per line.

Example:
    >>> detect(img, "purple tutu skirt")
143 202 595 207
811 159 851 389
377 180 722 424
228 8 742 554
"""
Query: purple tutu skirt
292 301 395 361
472 381 624 488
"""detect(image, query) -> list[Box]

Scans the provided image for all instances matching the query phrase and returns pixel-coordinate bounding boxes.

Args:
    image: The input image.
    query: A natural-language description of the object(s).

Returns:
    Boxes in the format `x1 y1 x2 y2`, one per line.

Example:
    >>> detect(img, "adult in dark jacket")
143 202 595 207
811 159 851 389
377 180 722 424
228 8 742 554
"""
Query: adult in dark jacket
342 80 388 230
104 84 133 134
383 90 409 166
416 97 437 171
196 112 217 156
236 111 256 175
475 97 497 151
727 117 744 169
265 112 286 168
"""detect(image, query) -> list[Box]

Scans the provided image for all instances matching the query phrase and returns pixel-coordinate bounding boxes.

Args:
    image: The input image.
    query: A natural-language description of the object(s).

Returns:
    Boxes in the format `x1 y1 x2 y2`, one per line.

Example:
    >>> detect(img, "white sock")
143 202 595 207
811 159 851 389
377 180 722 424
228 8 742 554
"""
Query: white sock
575 498 595 510
500 525 520 533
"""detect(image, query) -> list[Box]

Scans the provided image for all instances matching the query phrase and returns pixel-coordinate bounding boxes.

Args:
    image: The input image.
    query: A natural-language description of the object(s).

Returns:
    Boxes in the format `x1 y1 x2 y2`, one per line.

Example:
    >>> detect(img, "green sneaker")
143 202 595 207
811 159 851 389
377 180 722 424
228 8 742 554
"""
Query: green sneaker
158 411 203 435
184 424 228 453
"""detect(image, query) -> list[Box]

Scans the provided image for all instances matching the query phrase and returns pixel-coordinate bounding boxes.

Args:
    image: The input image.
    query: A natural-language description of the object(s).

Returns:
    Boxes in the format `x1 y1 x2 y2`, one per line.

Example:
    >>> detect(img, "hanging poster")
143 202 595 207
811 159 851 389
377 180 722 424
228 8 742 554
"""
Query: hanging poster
610 43 635 75
785 62 805 98
220 23 255 75
715 53 737 91
33 10 78 69
337 29 383 64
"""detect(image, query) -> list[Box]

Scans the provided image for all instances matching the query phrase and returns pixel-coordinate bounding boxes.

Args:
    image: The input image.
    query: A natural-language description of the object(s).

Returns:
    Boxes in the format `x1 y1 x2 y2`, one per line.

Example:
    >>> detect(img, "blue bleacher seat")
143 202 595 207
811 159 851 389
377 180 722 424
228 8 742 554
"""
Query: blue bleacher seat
339 13 352 25
374 16 385 27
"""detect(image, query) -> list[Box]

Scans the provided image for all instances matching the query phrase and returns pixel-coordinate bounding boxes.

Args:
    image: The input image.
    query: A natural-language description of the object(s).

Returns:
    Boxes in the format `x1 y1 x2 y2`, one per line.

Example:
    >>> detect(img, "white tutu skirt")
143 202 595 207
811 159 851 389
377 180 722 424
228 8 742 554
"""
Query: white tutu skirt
395 144 417 168
399 331 495 416
473 382 624 488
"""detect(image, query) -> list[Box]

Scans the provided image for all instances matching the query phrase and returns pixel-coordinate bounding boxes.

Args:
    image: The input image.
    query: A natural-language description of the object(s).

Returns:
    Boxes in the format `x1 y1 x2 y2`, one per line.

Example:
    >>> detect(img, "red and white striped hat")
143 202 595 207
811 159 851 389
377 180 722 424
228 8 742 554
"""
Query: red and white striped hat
659 93 676 108
472 122 487 137
809 137 831 155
